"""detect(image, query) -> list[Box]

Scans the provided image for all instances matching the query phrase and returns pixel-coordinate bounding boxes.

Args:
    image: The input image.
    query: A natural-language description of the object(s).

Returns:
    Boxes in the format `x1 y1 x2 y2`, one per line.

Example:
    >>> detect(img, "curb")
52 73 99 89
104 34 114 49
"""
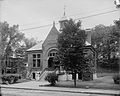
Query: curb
1 86 120 95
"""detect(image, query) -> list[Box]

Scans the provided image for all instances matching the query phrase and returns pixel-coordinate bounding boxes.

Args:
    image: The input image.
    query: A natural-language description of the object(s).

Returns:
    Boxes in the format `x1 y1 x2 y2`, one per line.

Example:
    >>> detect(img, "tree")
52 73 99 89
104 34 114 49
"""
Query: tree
23 38 38 49
0 21 25 74
15 38 38 62
57 19 87 87
91 24 120 71
114 19 120 74
0 22 24 59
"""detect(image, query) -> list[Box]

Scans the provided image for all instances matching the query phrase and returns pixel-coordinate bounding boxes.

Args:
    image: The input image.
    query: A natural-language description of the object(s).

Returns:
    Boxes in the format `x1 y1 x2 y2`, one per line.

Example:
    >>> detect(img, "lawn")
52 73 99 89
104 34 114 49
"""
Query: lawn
55 73 120 90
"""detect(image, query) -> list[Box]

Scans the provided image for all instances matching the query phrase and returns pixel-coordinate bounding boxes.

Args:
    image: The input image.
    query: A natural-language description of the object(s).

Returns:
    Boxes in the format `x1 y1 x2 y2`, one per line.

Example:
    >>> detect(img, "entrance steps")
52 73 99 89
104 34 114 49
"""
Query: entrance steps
39 68 55 81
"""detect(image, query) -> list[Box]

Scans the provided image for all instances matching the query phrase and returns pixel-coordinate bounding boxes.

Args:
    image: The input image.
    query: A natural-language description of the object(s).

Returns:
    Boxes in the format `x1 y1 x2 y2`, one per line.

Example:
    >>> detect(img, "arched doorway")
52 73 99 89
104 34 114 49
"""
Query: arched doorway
48 49 58 69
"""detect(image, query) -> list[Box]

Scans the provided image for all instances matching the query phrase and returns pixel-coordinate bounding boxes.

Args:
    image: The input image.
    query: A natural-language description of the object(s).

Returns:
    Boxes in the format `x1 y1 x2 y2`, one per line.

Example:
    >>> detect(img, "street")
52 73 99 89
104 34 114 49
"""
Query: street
1 88 112 96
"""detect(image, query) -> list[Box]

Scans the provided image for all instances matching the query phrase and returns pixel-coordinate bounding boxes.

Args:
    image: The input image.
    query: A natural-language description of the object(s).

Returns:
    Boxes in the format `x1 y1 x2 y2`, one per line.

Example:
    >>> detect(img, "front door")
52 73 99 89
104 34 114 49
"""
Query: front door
48 57 54 68
32 73 35 79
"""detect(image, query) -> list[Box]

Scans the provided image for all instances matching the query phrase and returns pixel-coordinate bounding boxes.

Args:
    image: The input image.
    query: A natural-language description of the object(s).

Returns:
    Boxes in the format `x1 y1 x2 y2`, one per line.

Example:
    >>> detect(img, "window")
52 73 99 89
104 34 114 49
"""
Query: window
33 59 36 67
50 53 52 56
32 54 41 67
48 51 58 57
37 54 41 58
53 53 55 56
37 59 40 67
33 54 36 58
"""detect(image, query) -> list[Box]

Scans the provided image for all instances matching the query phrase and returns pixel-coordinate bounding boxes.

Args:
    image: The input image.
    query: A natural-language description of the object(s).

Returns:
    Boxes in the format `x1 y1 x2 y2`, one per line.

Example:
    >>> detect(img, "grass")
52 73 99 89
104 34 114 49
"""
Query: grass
55 73 120 90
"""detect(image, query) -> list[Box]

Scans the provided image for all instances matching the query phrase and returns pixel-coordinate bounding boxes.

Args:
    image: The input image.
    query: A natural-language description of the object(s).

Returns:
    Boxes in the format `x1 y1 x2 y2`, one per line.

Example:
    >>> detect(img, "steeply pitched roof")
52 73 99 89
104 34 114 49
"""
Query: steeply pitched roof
43 22 59 45
27 42 42 52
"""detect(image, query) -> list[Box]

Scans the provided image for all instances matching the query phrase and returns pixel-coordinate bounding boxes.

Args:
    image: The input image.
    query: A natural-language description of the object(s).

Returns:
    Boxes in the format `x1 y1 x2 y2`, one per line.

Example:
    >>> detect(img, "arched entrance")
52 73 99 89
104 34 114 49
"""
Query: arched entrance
47 49 58 69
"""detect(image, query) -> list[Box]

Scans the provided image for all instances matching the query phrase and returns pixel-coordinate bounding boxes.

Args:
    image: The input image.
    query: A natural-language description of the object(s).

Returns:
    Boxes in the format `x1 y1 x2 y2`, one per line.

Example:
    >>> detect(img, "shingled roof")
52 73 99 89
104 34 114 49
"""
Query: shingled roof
43 22 59 45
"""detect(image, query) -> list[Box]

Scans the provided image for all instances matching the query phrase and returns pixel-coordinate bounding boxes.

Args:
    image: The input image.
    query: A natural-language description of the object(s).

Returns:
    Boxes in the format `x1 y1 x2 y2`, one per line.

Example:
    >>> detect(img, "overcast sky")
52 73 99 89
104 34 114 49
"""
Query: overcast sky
1 0 119 41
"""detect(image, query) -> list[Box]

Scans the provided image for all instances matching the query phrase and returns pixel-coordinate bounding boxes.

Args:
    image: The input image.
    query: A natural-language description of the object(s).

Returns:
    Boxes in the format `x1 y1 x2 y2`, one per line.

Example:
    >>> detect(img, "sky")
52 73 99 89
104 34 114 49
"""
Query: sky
0 0 119 41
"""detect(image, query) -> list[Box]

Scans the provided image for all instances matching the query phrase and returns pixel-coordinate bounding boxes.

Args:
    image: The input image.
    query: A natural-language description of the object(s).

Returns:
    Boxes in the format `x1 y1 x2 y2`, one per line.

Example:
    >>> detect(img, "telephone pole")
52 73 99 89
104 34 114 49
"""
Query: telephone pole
0 1 3 96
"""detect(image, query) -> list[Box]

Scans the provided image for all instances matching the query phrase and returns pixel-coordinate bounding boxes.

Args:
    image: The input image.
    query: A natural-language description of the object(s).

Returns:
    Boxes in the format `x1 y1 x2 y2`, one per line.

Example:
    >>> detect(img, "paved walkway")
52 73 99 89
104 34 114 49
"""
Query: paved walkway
1 81 120 95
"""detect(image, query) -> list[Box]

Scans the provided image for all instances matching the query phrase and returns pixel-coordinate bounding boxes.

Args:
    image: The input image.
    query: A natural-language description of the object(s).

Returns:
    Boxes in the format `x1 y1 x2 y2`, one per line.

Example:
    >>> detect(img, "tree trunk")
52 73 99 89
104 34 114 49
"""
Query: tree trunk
73 70 77 87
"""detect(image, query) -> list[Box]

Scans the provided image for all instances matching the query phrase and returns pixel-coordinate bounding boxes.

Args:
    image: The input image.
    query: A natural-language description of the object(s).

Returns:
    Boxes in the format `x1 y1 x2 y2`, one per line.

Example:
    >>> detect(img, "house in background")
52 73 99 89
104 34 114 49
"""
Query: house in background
26 14 96 81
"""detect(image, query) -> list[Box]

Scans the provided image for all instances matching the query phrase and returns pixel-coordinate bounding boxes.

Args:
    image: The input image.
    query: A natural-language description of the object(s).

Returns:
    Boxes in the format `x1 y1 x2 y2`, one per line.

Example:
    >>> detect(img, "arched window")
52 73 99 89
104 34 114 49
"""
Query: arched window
48 49 58 57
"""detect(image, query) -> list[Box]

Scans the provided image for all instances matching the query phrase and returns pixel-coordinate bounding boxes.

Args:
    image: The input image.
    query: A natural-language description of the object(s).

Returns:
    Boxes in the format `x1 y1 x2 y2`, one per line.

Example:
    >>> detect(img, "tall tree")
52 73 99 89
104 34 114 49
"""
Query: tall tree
0 21 25 74
57 19 87 86
114 19 120 74
91 24 120 70
0 21 24 59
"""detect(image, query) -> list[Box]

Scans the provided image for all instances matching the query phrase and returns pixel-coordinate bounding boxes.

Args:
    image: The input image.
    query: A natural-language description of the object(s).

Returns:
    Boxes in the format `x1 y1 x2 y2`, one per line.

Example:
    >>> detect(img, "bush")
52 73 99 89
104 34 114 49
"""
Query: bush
113 74 120 84
1 76 9 84
82 67 93 81
45 72 58 86
1 75 21 84
82 71 93 81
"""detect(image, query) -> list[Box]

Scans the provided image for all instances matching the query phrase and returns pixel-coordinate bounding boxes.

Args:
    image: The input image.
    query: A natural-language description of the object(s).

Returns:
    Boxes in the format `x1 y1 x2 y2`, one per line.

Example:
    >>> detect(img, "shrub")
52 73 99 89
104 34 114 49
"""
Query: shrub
45 72 58 86
1 76 9 84
82 71 93 81
1 75 21 84
82 67 93 81
113 74 120 84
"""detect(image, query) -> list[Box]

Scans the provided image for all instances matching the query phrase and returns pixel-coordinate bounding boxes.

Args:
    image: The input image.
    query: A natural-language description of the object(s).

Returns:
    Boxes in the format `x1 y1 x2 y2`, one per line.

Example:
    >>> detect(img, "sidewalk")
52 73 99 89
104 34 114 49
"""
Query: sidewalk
1 81 120 95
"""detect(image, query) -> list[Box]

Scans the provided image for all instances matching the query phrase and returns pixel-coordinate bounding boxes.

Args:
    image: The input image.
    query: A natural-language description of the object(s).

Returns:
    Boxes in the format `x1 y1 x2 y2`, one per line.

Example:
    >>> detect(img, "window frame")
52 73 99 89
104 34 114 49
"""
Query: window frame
32 53 41 67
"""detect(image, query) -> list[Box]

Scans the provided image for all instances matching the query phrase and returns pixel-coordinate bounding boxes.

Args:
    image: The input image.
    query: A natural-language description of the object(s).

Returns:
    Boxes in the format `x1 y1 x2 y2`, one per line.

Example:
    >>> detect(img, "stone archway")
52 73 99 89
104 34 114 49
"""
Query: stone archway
47 48 58 69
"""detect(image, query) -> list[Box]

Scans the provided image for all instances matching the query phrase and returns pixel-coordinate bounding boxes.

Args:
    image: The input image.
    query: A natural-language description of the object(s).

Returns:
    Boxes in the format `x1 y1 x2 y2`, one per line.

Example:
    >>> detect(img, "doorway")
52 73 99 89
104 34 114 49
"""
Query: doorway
48 57 54 68
32 72 35 79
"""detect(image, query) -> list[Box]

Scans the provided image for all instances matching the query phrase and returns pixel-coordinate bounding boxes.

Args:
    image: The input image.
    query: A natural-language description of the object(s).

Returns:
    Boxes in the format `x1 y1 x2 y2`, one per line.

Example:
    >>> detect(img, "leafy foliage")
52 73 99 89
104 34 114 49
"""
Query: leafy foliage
0 21 39 77
1 74 21 84
0 22 25 59
45 72 58 86
57 19 93 86
58 19 86 71
91 24 120 71
0 22 25 75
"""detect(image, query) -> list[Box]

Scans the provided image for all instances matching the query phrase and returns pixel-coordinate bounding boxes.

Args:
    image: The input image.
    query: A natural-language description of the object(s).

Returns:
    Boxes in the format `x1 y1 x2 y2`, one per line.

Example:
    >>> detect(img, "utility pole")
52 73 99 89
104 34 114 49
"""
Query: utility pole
114 0 120 74
0 0 2 76
0 1 3 96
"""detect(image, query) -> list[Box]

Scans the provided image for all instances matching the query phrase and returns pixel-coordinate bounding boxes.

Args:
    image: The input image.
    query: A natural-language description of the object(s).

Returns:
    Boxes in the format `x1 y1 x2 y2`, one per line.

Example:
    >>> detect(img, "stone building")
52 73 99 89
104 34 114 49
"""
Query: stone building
26 14 96 80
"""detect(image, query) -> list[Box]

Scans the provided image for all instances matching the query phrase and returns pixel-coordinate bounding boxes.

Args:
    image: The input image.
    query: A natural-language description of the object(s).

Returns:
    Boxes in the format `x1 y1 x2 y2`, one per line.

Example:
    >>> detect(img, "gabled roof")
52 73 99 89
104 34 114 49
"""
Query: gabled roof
27 42 42 52
43 22 59 45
